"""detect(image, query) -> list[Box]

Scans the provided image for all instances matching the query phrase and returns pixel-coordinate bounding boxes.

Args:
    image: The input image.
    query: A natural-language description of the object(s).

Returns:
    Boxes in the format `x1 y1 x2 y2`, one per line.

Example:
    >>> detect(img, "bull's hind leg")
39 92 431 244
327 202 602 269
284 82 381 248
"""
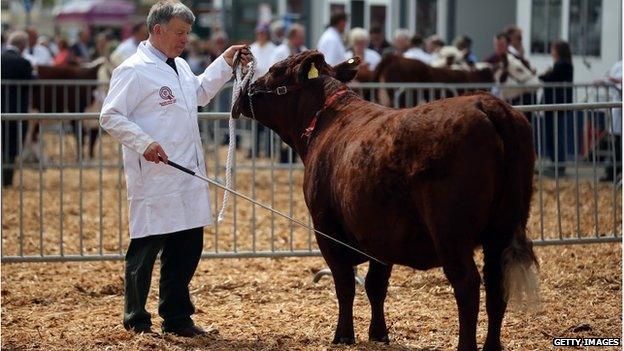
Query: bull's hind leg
438 246 481 351
482 240 506 351
365 261 393 343
329 258 356 344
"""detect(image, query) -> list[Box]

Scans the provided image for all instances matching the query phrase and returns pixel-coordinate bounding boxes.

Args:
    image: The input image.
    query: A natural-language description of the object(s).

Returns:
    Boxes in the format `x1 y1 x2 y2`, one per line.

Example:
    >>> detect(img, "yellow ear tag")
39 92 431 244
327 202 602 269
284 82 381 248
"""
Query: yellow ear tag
348 58 355 64
308 63 319 79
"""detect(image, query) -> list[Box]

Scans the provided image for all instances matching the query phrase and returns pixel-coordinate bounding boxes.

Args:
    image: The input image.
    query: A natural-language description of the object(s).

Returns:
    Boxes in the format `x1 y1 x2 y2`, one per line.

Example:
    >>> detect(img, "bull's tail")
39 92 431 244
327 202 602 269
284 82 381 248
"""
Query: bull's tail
502 226 539 308
479 94 539 309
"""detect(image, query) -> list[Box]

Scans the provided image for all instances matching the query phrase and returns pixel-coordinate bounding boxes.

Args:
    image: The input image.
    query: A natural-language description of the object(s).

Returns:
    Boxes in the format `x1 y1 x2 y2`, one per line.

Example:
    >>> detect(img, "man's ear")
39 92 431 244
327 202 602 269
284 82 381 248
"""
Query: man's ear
333 57 361 82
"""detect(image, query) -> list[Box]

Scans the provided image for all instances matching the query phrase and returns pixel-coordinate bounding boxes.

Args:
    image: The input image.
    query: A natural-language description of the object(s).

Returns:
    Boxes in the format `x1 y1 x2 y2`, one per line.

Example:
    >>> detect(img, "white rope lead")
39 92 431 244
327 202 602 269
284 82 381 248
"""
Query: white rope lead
217 51 256 222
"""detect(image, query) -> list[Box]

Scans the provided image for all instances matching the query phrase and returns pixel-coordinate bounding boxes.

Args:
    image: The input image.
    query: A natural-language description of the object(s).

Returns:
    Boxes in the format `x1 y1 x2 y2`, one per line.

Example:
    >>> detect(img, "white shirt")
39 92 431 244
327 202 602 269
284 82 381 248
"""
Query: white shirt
272 42 308 63
317 27 346 66
250 41 277 81
23 45 54 66
403 47 434 65
345 48 381 71
110 37 139 67
100 40 233 238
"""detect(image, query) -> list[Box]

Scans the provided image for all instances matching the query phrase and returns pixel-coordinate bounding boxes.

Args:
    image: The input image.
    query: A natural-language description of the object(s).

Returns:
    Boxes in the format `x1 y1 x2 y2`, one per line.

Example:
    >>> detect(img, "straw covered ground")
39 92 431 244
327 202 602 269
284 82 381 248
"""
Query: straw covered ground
1 134 622 350
1 244 621 350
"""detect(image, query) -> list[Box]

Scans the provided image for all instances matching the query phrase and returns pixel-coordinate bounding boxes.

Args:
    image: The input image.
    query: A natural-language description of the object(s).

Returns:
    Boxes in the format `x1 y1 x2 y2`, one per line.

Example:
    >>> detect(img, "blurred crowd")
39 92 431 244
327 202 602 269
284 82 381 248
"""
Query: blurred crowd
1 12 621 93
1 11 621 183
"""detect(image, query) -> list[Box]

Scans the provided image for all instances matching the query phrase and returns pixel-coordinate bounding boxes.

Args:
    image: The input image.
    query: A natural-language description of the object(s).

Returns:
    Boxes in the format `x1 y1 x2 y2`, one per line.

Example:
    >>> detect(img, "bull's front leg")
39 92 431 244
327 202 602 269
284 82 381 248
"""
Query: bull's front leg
313 219 357 344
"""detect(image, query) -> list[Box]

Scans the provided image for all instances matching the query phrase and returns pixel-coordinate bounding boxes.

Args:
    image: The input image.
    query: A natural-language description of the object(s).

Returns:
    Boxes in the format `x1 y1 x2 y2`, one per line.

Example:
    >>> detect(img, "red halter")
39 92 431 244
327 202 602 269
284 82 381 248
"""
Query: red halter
302 87 350 140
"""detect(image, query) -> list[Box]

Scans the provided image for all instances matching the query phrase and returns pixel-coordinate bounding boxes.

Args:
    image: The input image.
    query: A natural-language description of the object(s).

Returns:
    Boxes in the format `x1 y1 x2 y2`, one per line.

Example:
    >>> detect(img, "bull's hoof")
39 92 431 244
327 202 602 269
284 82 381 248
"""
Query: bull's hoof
369 334 390 344
332 336 355 345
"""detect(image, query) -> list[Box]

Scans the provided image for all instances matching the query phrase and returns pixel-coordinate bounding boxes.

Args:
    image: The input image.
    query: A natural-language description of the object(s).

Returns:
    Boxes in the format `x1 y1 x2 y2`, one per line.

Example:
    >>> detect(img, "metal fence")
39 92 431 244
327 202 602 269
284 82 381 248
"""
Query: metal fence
0 102 621 263
2 80 619 113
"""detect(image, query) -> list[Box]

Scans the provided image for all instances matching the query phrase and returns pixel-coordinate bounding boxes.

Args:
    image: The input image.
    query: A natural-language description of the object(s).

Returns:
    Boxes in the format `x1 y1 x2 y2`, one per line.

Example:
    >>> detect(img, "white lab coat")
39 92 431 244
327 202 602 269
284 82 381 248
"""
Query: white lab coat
100 41 232 238
317 27 346 66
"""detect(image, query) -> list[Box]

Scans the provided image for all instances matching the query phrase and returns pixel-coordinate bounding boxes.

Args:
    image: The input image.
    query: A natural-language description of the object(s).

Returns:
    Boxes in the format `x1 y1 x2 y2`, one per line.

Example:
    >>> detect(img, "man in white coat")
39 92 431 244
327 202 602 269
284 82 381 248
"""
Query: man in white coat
316 11 348 66
100 0 250 337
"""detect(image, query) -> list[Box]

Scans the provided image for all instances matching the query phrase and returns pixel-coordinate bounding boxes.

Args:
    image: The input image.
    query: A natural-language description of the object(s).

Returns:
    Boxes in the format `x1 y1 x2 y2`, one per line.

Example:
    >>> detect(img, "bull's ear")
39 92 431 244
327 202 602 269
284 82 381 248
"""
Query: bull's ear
333 57 360 82
297 51 327 84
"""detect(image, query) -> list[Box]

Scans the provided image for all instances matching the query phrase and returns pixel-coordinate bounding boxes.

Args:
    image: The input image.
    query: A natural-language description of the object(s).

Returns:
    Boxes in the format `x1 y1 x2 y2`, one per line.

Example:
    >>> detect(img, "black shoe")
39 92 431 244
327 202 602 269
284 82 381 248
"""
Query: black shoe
165 323 213 338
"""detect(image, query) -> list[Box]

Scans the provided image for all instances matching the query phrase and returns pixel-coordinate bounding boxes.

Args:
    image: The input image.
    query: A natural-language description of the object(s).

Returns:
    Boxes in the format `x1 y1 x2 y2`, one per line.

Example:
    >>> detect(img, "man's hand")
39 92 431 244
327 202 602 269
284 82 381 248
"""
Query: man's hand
223 45 252 67
143 142 168 164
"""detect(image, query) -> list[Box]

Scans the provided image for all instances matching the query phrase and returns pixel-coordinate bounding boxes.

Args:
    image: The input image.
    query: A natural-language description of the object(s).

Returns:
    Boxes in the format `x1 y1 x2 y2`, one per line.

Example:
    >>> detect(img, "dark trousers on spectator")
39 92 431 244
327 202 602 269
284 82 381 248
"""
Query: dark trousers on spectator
123 227 203 332
604 134 622 178
2 121 27 187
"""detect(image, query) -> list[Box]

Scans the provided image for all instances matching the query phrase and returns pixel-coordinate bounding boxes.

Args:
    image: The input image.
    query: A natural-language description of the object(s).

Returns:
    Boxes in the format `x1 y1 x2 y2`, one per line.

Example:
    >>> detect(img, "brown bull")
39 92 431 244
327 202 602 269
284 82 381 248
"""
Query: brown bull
233 51 538 351
374 55 494 107
32 62 102 158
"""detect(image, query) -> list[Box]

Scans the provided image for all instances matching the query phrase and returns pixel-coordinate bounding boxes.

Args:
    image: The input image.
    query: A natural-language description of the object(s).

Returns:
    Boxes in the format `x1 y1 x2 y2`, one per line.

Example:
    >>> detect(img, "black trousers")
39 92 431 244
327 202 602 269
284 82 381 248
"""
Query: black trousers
123 227 203 332
2 121 27 187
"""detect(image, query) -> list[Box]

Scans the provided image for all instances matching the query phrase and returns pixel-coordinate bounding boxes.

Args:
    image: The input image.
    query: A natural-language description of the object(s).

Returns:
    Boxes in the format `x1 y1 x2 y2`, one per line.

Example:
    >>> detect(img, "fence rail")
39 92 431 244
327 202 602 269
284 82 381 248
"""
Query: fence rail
1 102 621 263
1 80 619 113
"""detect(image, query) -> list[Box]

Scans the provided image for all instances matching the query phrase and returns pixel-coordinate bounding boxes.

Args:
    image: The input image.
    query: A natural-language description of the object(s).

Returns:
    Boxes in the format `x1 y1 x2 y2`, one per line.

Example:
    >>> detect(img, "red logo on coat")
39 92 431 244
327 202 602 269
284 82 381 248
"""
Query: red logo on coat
158 86 177 106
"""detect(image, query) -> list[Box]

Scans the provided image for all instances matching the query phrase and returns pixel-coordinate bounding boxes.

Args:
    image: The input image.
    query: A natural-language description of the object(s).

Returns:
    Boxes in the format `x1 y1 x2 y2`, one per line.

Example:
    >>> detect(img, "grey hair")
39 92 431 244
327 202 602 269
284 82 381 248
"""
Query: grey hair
286 23 305 39
8 31 29 51
348 27 369 47
147 1 195 33
393 28 413 41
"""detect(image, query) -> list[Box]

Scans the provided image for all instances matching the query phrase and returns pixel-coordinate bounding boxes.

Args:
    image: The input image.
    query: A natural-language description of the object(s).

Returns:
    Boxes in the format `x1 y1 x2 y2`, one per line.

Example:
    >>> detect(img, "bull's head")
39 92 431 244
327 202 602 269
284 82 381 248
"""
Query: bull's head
232 51 359 150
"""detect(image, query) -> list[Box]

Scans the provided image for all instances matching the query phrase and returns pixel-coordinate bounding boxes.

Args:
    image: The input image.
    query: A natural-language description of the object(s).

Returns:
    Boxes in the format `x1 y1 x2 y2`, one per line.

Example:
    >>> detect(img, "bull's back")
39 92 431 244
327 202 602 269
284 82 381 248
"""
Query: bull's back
306 94 506 266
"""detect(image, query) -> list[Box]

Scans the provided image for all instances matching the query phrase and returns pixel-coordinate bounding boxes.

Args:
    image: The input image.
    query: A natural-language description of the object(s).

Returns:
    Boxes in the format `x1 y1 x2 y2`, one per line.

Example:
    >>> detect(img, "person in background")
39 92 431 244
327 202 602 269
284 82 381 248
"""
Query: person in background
601 60 622 182
404 34 434 64
71 29 93 63
250 23 277 81
208 31 228 63
53 39 76 67
345 27 381 72
23 26 54 66
272 23 307 63
111 22 149 67
36 36 56 59
185 35 209 75
539 40 574 177
1 31 33 187
249 23 278 159
425 34 445 57
1 31 8 53
270 20 286 45
505 26 529 64
94 30 114 59
317 11 348 66
387 28 412 56
484 32 509 66
368 24 391 56
453 35 477 66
